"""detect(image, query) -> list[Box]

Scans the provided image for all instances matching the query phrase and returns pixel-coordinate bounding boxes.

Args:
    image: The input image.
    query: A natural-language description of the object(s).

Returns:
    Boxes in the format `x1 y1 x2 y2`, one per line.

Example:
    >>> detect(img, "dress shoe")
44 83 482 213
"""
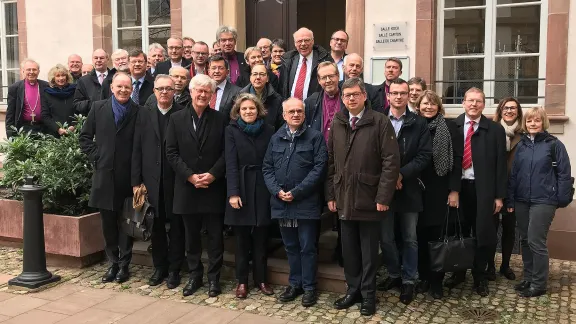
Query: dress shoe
183 278 203 297
148 269 168 286
360 298 376 316
430 282 443 299
101 266 119 283
486 266 496 281
278 286 304 302
208 281 222 297
166 272 181 289
444 272 465 289
518 287 547 298
514 280 531 291
400 283 415 305
236 284 248 299
301 290 317 307
474 280 489 297
334 293 362 309
258 283 274 295
499 267 516 280
377 277 402 291
416 280 430 294
115 266 130 283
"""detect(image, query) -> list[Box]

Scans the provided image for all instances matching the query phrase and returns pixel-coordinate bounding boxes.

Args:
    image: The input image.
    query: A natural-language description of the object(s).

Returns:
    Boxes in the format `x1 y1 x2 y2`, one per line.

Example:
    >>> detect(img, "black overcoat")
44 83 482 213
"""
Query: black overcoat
224 119 274 226
454 113 507 246
73 69 110 115
165 106 227 215
79 98 140 211
41 89 77 137
100 73 155 104
131 103 183 216
239 83 284 130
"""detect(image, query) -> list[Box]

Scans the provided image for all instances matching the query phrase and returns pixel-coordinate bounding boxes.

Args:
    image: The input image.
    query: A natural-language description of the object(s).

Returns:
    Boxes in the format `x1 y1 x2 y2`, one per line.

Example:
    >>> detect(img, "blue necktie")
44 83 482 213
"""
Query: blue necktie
131 80 141 104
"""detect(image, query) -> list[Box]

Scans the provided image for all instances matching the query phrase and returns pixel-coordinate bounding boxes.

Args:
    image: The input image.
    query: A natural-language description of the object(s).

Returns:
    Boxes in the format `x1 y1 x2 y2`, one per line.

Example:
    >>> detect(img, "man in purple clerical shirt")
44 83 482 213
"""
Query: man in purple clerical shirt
216 25 248 84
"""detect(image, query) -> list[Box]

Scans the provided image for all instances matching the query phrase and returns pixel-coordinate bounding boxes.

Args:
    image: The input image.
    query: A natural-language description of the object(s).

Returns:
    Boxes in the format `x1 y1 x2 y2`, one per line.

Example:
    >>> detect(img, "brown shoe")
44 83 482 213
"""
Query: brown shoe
236 284 248 299
258 283 274 295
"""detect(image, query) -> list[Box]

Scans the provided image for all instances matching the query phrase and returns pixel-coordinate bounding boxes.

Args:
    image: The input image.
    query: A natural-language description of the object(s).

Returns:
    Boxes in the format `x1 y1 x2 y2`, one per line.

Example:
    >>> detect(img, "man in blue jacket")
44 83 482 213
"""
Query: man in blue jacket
262 97 328 307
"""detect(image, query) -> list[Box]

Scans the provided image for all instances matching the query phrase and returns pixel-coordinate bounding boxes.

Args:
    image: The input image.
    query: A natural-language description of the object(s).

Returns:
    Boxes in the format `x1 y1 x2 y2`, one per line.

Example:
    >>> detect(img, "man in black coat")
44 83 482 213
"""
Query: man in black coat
79 72 140 284
339 53 382 113
216 26 248 85
101 50 154 105
279 28 332 100
444 87 507 297
5 59 49 138
166 74 228 298
132 75 185 289
144 66 191 109
154 37 192 76
207 55 241 118
73 49 110 115
378 78 432 305
234 47 279 93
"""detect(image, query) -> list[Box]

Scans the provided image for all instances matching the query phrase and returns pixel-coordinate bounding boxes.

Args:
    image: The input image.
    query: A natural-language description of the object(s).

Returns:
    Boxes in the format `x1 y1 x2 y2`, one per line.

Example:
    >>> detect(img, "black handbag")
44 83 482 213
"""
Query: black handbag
428 206 476 273
121 196 155 241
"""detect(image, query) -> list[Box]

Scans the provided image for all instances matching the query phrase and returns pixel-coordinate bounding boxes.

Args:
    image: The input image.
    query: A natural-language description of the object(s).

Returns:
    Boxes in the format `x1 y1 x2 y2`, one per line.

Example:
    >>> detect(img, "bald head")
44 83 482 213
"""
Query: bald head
111 72 133 104
82 63 94 76
293 28 314 57
92 49 109 73
68 54 83 75
282 97 305 130
257 38 272 60
343 53 364 79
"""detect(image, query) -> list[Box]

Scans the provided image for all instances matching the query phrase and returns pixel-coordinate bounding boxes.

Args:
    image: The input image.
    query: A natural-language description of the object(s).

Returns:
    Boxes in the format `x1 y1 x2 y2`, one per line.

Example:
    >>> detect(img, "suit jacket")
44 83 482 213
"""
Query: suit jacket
154 58 192 77
235 66 280 94
278 45 332 99
217 80 242 119
100 73 155 105
225 51 249 84
165 106 228 215
73 69 112 116
132 102 184 215
454 113 507 246
79 98 140 211
6 79 50 138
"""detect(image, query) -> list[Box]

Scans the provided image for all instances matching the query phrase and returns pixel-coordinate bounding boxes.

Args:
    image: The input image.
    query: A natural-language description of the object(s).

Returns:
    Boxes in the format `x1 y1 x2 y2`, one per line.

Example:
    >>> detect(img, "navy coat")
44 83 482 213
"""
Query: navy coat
262 125 328 220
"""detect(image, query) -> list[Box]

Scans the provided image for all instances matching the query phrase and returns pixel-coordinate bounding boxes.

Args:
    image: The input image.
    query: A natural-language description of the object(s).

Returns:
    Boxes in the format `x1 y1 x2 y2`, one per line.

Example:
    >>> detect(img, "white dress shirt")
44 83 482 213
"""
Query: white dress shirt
290 52 313 100
214 79 227 111
462 115 481 180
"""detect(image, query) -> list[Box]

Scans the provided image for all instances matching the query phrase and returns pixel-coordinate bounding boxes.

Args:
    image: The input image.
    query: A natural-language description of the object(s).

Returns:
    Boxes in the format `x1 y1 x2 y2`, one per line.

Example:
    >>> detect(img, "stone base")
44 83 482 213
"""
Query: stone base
8 273 61 289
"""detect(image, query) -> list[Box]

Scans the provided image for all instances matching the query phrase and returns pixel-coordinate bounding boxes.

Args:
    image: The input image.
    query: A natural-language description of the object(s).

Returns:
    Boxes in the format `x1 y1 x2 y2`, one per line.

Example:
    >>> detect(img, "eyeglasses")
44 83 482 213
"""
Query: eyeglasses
183 45 194 49
219 38 235 44
193 52 209 56
503 106 518 111
167 46 183 51
331 37 348 43
250 72 267 78
130 60 145 65
465 99 484 104
295 38 312 45
155 87 175 93
342 92 364 100
210 66 227 71
194 89 212 95
259 45 271 50
286 109 304 116
319 74 338 81
389 92 408 97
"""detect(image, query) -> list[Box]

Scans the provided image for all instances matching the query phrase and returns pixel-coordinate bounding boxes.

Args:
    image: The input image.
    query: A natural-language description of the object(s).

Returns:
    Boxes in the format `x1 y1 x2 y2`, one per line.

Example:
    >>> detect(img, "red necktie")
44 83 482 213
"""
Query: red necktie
209 88 219 109
462 121 475 170
294 57 308 100
351 117 358 130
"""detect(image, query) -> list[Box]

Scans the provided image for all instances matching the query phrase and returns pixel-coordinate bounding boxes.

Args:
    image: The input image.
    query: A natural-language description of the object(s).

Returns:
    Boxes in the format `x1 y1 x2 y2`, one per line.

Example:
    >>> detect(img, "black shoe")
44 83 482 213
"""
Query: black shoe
500 267 516 280
360 298 376 316
486 267 496 281
474 280 489 297
400 284 415 305
301 290 317 307
518 287 547 298
430 282 443 299
377 277 402 291
334 293 362 309
208 281 222 297
101 266 119 283
278 286 304 302
416 280 430 294
444 272 465 289
166 272 181 289
514 280 531 291
183 278 203 297
115 266 130 283
148 269 168 286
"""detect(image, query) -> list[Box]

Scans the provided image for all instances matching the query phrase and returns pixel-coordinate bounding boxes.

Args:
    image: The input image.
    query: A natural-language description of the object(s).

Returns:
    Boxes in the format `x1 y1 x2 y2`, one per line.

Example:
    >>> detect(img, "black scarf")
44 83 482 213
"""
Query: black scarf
44 84 76 99
427 114 453 176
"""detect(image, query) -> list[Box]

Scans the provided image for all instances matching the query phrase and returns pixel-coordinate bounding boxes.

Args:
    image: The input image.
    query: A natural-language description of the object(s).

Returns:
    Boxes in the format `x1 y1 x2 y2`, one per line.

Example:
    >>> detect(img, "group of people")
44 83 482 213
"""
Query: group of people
4 24 572 317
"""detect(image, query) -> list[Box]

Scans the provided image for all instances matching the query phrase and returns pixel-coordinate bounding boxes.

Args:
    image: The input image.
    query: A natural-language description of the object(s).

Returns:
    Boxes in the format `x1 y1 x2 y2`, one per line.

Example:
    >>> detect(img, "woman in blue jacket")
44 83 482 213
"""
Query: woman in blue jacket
507 107 572 298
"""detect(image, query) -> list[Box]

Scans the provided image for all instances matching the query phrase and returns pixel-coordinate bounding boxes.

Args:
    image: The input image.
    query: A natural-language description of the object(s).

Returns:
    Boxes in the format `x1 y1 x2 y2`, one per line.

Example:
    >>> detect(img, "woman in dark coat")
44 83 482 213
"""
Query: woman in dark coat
415 90 463 299
240 63 284 130
41 64 77 137
225 93 275 299
487 97 523 281
270 39 286 78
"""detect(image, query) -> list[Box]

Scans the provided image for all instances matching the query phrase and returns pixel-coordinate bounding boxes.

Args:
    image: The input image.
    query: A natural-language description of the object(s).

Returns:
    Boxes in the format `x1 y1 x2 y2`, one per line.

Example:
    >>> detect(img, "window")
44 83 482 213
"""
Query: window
112 0 171 53
436 0 547 110
0 0 18 102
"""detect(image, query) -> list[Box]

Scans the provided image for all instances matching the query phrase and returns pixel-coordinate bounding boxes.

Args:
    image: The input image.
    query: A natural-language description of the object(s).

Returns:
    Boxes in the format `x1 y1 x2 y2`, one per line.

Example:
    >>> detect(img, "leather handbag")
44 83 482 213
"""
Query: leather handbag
428 206 476 273
121 185 155 241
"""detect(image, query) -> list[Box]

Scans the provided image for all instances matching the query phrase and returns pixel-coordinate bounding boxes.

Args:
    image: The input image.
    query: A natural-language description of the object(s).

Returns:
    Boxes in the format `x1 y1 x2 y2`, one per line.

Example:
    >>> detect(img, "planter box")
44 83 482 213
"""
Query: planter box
0 199 104 267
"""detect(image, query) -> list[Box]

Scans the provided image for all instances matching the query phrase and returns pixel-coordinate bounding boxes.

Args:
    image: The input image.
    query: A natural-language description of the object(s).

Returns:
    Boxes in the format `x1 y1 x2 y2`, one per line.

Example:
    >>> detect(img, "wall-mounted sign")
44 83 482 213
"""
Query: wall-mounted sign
373 22 408 50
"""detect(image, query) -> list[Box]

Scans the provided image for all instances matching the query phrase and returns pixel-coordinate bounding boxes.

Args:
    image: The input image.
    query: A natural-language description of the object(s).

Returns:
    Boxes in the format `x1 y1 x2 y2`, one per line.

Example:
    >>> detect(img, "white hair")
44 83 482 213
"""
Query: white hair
189 74 216 92
111 49 129 60
20 58 40 70
216 25 238 41
154 74 174 87
343 53 364 66
293 27 314 39
169 66 190 79
148 43 167 57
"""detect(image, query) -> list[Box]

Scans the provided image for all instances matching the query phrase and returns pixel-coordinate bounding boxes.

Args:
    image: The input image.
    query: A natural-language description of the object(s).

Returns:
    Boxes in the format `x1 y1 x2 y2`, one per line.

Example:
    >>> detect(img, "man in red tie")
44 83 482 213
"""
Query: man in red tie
445 87 507 297
278 27 332 100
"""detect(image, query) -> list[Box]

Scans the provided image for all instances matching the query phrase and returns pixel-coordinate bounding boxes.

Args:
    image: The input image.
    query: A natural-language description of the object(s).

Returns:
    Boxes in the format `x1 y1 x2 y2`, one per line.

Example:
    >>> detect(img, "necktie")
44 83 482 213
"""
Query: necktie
131 80 141 104
351 117 358 130
210 88 219 109
98 73 104 85
462 121 475 170
294 57 308 100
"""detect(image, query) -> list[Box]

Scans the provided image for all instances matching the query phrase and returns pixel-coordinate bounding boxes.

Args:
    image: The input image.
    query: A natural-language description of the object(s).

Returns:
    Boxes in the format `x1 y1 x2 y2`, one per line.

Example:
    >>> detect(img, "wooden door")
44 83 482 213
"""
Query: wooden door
245 0 297 48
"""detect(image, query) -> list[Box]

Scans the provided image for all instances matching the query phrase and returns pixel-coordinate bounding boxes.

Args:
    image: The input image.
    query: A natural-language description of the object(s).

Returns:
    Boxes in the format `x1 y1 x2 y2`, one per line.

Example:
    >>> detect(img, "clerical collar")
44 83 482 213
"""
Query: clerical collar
25 79 37 86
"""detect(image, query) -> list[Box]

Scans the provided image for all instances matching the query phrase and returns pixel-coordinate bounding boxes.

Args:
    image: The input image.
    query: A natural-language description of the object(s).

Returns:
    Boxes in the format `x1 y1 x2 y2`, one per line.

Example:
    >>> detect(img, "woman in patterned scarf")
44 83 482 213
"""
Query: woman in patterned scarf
415 90 463 299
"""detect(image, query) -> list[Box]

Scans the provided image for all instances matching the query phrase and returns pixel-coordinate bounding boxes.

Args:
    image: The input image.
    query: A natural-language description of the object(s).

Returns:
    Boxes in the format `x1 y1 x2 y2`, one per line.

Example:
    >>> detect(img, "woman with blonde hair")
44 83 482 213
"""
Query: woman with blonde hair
507 107 572 297
41 64 77 137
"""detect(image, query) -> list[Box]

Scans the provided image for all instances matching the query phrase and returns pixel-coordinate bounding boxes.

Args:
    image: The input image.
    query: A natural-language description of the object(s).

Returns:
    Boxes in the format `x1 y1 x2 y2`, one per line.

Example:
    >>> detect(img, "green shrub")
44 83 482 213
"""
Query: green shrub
0 115 94 215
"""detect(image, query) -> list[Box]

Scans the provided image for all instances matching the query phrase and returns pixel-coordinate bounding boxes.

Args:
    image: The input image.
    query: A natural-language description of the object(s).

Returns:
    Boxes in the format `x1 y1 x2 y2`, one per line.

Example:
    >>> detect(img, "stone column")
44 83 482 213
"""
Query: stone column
346 0 365 58
171 0 183 38
221 0 246 50
415 0 436 87
92 0 113 55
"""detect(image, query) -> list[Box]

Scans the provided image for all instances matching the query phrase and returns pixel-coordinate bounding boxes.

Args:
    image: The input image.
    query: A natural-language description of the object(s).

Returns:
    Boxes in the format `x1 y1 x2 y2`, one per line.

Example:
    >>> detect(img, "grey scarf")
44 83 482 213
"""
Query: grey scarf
500 119 518 151
428 114 453 176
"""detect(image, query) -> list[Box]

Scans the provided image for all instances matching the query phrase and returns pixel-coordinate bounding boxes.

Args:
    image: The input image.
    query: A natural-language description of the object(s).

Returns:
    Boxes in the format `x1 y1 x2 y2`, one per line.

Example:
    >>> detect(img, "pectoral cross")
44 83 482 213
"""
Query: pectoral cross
31 112 36 122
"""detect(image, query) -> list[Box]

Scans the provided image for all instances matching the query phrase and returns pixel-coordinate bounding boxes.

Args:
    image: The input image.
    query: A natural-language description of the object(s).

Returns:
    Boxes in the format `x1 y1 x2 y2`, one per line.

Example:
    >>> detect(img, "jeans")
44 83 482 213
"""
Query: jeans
380 211 419 283
515 202 556 291
279 219 319 291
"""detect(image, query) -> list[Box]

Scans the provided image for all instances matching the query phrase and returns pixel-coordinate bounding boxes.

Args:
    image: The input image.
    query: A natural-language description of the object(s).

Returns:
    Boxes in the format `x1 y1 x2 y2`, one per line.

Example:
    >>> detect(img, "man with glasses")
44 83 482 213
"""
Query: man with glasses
327 77 400 316
377 78 432 306
190 41 210 77
256 37 273 68
207 55 241 117
407 77 427 112
279 27 331 100
154 37 192 76
144 66 191 108
235 47 279 92
101 50 154 104
329 30 349 81
216 26 247 84
132 75 185 289
263 97 327 307
183 37 196 61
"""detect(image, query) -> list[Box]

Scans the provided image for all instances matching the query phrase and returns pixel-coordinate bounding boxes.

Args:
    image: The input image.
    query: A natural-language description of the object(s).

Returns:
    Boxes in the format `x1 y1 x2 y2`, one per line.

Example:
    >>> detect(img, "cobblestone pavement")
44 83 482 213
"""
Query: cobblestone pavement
0 246 575 324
